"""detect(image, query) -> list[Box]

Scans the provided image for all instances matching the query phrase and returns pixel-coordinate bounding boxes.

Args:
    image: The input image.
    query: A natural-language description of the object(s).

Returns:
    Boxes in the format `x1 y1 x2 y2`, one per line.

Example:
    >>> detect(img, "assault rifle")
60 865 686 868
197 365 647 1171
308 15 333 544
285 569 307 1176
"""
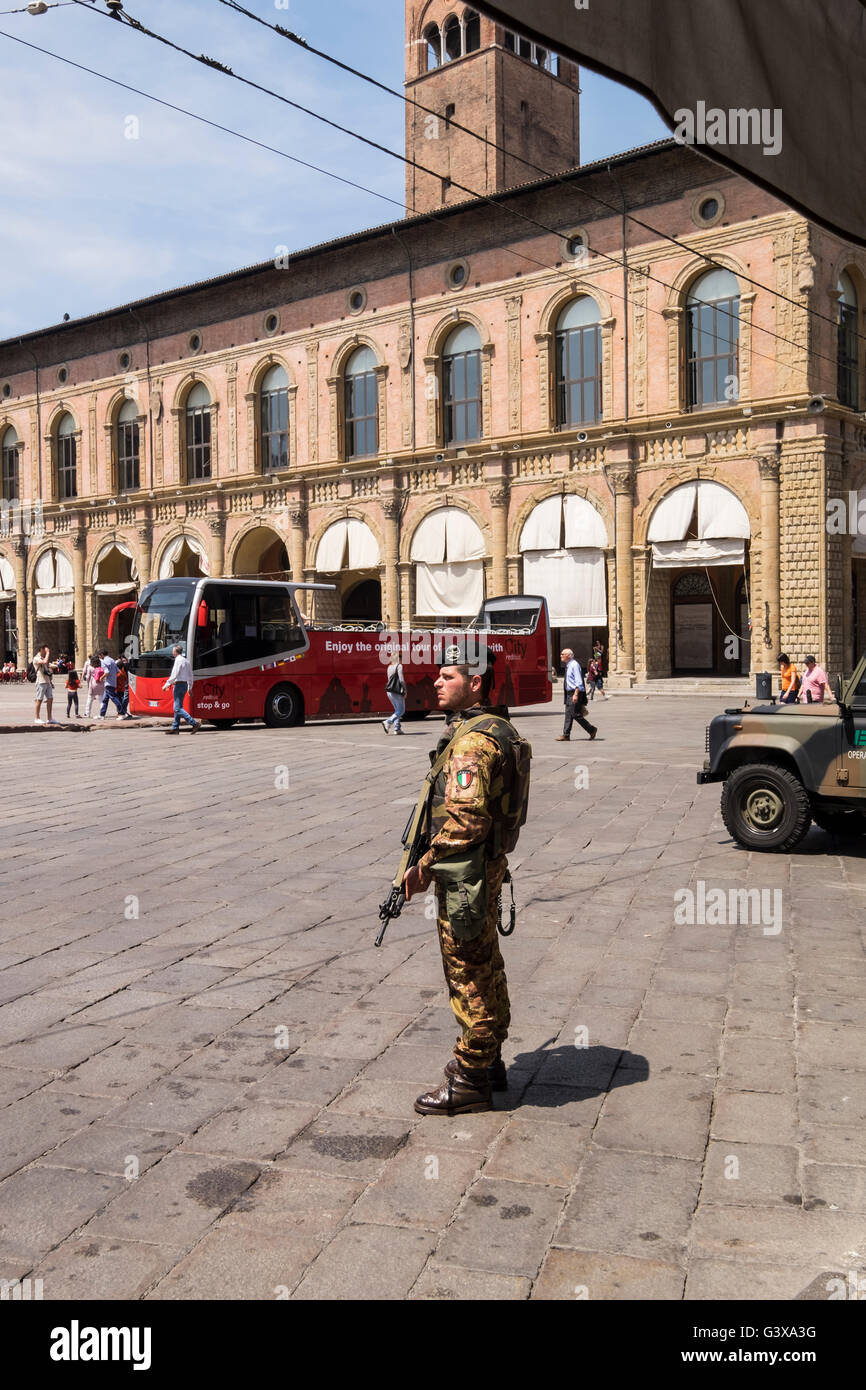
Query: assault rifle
375 796 430 948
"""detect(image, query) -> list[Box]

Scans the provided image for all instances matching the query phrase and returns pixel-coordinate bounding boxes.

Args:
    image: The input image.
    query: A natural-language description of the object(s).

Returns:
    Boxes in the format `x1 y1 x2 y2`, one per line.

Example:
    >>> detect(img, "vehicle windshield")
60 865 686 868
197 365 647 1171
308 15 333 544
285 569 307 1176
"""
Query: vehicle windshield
470 596 543 632
130 583 196 676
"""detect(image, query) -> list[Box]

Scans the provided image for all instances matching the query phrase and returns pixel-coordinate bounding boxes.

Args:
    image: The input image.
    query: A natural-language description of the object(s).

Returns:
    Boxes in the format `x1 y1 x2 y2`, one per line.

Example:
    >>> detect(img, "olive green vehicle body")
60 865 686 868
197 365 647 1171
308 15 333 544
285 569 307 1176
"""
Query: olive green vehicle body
698 655 866 848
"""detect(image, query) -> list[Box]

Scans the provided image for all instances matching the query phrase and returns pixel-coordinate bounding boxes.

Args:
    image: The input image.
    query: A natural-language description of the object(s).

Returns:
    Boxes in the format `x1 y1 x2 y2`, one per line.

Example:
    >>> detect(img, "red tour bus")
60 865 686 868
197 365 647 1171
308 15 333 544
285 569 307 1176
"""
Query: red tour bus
119 579 552 728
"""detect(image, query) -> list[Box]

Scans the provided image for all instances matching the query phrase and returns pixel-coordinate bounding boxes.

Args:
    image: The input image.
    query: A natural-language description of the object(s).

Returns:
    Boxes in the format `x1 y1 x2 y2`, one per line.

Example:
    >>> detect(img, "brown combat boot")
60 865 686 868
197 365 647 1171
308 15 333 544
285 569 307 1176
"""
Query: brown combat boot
414 1062 493 1116
444 1051 507 1092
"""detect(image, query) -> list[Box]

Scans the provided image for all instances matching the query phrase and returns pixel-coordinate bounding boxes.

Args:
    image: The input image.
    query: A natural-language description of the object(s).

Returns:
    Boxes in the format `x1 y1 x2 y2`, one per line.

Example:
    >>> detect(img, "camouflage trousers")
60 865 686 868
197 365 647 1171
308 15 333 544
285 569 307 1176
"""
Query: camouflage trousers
435 854 511 1072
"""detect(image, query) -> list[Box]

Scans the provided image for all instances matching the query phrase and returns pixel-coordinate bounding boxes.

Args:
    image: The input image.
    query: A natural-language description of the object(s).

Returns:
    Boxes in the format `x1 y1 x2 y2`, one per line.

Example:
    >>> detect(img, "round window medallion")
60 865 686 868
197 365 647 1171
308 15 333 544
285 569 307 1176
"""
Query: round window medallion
691 190 726 228
57 365 69 385
347 287 367 315
188 331 203 354
118 350 131 371
263 311 280 336
446 259 470 290
1 383 11 399
563 228 589 263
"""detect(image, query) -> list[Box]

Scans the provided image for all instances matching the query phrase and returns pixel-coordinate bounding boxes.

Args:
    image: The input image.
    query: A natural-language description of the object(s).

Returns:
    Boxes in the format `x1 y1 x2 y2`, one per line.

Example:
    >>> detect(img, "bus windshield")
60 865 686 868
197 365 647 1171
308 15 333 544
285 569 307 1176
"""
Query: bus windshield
130 582 197 676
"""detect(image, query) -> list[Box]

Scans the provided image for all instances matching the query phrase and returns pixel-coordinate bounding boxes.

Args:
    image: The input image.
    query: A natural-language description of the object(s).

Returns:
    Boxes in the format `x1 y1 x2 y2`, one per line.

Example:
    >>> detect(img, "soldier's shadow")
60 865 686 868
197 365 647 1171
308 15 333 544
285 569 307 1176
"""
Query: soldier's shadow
495 1040 648 1112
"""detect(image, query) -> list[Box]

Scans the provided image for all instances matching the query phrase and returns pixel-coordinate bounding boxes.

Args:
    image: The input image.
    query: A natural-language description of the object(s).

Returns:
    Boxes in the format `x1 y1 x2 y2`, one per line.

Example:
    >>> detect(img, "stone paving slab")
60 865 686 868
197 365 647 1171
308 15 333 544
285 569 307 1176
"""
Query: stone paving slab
3 692 866 1300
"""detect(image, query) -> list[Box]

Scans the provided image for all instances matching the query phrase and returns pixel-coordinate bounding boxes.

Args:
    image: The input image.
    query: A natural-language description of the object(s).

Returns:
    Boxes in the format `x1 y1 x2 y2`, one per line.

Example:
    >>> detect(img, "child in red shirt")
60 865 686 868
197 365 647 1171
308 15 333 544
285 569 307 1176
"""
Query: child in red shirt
66 668 81 718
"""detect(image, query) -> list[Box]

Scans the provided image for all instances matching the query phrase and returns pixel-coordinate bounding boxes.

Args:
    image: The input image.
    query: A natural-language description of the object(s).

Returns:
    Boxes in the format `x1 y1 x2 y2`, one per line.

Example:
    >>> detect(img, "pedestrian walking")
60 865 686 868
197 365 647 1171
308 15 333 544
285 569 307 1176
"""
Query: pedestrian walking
162 644 200 734
115 658 133 720
401 646 531 1115
84 656 104 718
32 645 58 725
556 647 597 741
65 667 81 718
382 649 406 735
798 655 831 704
777 653 800 704
97 649 124 720
586 657 602 700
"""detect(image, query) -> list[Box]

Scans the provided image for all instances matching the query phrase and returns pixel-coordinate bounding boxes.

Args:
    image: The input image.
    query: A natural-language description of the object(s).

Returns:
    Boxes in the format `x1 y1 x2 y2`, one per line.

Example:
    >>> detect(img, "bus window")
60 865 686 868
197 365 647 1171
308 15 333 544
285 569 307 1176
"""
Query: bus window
193 585 306 670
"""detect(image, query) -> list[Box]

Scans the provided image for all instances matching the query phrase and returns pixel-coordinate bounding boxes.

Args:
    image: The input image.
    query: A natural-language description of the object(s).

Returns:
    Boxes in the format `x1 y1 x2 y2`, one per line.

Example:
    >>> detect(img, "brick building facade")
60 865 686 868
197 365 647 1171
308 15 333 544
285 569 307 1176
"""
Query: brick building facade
1 3 865 683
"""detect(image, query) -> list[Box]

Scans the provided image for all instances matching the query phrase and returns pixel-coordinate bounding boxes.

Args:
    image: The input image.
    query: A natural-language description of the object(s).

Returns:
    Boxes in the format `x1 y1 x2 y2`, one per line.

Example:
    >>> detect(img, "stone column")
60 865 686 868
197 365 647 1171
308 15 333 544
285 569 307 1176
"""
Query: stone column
289 503 307 588
71 530 86 664
758 455 781 663
12 535 28 664
488 485 509 597
137 522 153 589
610 462 636 682
382 496 401 629
208 516 226 578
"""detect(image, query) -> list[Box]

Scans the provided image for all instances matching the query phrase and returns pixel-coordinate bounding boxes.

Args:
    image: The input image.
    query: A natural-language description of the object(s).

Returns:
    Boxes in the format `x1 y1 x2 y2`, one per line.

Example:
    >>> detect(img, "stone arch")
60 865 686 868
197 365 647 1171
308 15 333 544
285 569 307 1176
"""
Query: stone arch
400 495 490 564
105 386 141 425
424 307 492 360
170 370 219 412
331 333 386 377
153 527 210 579
307 508 385 573
227 520 291 579
243 351 296 398
539 281 613 334
27 540 73 588
635 472 755 548
664 251 750 310
87 535 140 589
44 401 78 435
508 483 612 555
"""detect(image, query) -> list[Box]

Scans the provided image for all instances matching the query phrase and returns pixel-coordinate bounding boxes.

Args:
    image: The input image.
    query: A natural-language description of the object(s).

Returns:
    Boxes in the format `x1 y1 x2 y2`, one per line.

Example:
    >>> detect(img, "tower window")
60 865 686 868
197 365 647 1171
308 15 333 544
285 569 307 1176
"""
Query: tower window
464 9 480 53
441 177 452 201
424 24 441 71
503 27 560 73
445 103 456 129
444 15 461 62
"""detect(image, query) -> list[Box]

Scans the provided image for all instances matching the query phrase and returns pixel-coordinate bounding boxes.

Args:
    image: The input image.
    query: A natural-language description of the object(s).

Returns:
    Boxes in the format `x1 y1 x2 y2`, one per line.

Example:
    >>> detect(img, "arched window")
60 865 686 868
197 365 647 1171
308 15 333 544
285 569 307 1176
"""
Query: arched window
424 23 441 70
1 426 20 502
444 14 462 61
117 398 140 492
686 269 740 409
464 9 481 52
185 382 211 481
260 364 289 472
344 347 378 460
57 412 77 499
556 298 602 427
443 324 482 445
838 271 859 410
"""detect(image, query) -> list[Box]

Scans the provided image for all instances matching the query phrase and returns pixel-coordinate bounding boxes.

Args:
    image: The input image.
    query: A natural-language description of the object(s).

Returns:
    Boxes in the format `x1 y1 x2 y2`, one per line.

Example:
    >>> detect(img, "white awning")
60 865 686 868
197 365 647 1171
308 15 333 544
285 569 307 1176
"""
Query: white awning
647 484 697 543
519 494 609 552
652 539 746 568
0 557 14 591
522 548 607 625
564 495 608 548
315 518 381 572
414 559 484 616
94 581 138 595
410 507 485 564
35 548 73 593
36 590 74 618
697 481 750 539
647 481 750 543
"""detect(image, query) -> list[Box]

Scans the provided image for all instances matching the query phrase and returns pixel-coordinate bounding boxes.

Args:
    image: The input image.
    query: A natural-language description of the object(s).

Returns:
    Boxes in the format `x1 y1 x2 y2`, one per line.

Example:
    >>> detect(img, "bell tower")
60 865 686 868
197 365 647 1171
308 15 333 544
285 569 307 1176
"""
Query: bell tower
405 3 580 215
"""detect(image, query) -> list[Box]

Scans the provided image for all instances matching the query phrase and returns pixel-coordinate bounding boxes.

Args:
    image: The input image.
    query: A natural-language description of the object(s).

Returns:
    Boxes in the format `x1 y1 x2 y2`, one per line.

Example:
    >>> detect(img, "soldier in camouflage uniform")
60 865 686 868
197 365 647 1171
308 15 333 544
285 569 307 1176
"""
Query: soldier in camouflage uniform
403 646 527 1116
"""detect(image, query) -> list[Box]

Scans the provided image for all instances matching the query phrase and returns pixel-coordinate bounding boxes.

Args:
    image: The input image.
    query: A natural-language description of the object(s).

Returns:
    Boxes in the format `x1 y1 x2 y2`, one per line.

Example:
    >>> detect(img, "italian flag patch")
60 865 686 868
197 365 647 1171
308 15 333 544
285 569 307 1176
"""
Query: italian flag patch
456 769 473 789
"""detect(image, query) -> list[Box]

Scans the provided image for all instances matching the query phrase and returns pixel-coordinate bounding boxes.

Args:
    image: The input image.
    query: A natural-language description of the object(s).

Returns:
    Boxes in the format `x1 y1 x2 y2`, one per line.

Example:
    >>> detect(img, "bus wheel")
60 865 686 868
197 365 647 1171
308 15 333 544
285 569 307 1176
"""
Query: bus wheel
264 684 304 728
208 719 237 729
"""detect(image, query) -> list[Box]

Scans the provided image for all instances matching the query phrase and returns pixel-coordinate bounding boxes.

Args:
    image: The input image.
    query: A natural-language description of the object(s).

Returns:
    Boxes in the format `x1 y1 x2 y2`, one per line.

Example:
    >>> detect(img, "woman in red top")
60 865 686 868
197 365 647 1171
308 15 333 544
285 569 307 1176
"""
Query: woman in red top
65 668 81 718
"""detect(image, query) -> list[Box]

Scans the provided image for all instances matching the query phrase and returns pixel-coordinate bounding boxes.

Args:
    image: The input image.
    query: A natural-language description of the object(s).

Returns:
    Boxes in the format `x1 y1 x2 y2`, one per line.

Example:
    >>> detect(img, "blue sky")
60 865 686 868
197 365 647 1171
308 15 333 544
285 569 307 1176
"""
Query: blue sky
0 0 667 339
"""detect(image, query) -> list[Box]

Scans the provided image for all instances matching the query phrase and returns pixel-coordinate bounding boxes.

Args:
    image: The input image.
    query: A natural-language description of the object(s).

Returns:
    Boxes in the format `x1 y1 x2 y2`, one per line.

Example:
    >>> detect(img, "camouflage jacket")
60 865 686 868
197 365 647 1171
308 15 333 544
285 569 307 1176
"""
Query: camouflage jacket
417 705 511 887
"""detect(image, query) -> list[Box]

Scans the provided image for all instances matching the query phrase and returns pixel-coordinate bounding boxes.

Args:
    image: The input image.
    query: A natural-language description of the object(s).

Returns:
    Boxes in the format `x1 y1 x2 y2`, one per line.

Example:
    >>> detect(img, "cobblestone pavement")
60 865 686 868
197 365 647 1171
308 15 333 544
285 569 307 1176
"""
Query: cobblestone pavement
1 688 865 1302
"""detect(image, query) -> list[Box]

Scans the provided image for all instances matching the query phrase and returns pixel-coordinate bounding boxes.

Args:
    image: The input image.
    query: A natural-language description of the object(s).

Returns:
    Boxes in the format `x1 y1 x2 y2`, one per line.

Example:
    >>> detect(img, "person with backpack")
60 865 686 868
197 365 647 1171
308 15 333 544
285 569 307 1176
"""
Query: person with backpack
382 648 406 735
31 644 58 725
65 667 81 718
401 645 531 1117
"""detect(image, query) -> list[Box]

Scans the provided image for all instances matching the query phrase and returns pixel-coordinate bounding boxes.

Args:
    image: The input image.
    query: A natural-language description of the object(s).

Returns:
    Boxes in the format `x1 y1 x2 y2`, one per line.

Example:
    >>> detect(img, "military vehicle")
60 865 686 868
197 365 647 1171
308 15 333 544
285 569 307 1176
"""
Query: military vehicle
697 660 866 850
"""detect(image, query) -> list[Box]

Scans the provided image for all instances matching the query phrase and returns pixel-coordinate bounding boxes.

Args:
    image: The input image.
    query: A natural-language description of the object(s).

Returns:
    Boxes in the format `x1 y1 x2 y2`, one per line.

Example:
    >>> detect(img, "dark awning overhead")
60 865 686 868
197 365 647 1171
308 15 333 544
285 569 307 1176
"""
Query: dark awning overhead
477 0 866 247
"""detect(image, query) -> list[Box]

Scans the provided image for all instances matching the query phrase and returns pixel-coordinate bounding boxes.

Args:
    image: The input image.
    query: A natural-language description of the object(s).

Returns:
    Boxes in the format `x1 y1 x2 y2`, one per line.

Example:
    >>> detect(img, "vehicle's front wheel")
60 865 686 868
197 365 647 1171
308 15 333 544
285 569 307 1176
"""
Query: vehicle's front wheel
812 806 866 836
263 684 304 728
720 762 811 852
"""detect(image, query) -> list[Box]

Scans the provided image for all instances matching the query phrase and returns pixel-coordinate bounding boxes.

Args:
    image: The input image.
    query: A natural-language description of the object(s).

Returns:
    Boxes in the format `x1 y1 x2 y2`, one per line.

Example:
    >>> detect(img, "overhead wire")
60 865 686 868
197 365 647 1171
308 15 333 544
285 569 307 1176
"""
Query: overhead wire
62 0 843 384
